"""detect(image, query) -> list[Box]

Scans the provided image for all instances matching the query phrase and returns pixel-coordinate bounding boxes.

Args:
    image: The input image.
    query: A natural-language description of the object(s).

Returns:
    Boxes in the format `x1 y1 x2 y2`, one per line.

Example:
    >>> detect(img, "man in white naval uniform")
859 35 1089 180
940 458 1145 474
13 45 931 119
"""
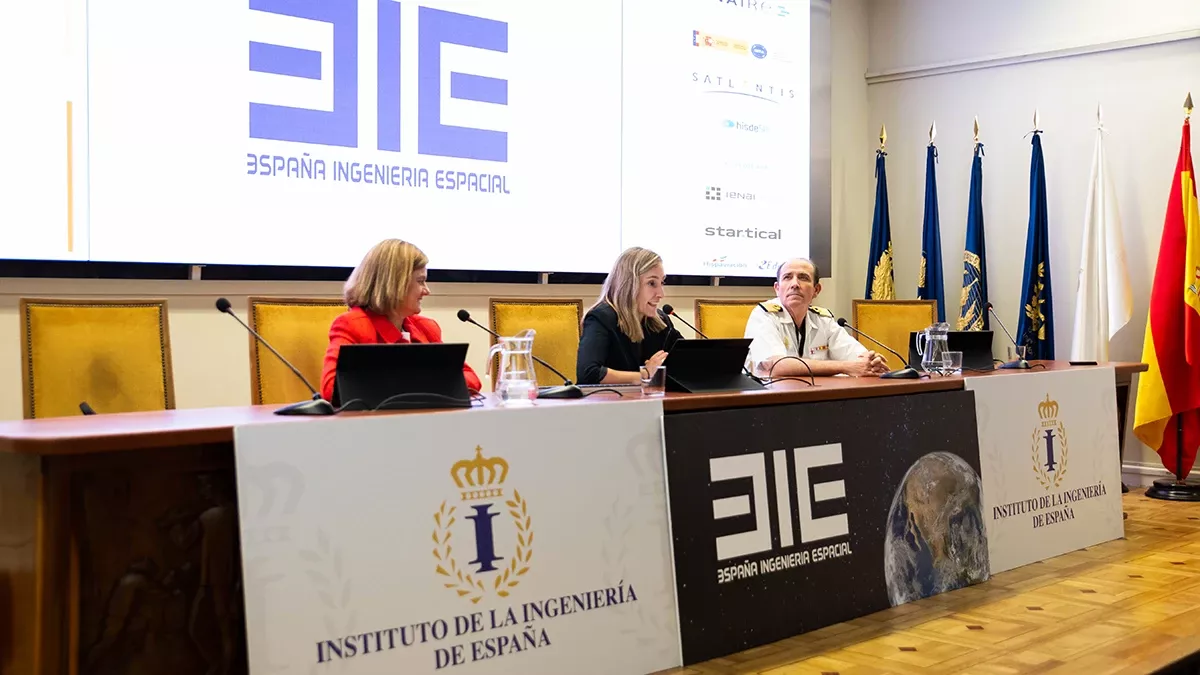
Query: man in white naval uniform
743 258 889 378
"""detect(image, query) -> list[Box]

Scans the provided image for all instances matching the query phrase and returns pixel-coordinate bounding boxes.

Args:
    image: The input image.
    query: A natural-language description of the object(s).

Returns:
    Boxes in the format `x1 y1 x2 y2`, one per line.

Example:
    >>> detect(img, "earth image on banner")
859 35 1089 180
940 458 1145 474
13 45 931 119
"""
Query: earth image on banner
883 452 989 606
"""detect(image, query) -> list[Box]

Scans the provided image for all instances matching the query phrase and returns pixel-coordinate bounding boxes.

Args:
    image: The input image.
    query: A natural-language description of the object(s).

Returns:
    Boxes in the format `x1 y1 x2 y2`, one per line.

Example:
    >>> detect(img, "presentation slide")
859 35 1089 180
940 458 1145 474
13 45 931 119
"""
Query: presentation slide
623 1 809 277
2 0 812 277
0 0 89 262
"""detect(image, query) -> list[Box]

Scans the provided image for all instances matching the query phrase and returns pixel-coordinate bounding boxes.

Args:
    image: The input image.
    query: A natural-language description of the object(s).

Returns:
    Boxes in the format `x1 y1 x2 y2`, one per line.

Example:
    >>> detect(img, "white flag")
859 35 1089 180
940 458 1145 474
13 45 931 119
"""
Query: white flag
1070 118 1133 361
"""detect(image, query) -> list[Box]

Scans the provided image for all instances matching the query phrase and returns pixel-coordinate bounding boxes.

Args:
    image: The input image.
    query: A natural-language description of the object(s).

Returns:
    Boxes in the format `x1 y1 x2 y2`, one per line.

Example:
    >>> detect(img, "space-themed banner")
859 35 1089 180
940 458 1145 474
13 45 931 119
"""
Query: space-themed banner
662 389 988 665
965 367 1124 574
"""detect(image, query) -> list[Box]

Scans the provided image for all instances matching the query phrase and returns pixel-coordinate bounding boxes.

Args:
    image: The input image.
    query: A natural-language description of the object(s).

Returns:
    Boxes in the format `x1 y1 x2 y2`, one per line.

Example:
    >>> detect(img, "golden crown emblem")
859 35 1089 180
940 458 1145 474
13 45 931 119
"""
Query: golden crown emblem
450 446 509 501
1037 394 1059 421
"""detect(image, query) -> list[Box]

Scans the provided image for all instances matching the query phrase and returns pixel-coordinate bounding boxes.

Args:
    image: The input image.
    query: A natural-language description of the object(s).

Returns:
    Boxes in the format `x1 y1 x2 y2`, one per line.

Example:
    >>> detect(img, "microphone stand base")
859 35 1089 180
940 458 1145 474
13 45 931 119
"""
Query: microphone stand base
999 359 1031 370
538 385 584 399
274 398 337 416
880 367 921 379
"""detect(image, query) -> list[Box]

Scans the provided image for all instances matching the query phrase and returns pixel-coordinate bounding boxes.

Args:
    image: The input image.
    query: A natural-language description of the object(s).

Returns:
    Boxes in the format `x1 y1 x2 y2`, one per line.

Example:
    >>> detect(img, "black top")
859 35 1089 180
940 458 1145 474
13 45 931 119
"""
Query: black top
576 303 684 385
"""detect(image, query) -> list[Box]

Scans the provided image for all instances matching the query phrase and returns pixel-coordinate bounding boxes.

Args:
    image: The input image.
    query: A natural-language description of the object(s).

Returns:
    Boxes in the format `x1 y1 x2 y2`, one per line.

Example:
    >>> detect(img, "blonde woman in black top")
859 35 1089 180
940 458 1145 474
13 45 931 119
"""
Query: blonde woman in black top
576 247 684 385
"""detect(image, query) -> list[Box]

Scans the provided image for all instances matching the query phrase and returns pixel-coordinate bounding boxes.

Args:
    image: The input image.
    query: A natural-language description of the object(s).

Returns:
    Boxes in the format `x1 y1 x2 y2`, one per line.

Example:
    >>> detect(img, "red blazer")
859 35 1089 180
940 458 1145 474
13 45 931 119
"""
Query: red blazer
320 307 482 402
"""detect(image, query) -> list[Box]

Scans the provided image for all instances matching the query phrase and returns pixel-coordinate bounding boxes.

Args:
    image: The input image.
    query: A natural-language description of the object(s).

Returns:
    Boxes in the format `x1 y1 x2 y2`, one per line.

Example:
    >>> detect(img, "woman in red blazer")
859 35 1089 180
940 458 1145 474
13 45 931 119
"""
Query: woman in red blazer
320 239 482 403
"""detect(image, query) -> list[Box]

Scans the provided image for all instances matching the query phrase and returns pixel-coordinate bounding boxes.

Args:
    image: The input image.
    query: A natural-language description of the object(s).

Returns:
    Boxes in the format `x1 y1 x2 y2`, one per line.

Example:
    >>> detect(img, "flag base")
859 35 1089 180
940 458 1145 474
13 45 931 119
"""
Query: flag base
1145 476 1200 501
998 359 1031 369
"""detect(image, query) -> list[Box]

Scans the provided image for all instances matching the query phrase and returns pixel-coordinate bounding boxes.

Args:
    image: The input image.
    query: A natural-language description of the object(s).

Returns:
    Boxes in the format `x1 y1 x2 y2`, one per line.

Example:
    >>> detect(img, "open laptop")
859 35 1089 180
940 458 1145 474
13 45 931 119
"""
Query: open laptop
907 330 996 372
333 343 473 410
664 338 765 393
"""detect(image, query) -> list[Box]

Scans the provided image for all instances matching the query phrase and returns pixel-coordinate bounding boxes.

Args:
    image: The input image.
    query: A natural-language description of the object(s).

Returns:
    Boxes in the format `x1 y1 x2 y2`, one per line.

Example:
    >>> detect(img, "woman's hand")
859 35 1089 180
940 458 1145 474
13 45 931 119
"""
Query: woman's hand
643 350 668 375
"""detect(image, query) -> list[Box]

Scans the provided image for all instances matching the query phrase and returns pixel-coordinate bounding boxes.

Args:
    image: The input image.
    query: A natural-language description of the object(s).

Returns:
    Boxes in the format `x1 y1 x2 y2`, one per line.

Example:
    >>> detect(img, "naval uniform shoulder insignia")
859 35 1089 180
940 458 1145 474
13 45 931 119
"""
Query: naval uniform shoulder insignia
809 305 834 318
760 300 784 313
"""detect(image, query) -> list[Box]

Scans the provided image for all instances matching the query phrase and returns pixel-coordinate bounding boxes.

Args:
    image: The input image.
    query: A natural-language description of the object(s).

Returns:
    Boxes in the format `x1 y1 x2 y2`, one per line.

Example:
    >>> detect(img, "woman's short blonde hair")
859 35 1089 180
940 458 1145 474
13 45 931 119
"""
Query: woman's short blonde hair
588 246 666 342
343 239 428 315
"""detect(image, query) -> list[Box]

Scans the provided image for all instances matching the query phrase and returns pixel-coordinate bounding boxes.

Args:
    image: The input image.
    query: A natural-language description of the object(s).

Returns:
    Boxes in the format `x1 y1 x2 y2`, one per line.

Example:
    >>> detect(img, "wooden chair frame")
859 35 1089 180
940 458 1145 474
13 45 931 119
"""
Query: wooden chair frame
247 296 346 405
693 298 764 337
19 297 176 419
850 299 937 365
487 297 584 385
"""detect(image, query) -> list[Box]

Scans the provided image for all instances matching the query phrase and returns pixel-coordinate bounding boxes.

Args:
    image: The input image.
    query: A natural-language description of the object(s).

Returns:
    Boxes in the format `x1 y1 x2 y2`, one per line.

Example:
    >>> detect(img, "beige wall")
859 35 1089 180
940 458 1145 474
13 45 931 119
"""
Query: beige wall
0 0 872 423
860 1 1200 477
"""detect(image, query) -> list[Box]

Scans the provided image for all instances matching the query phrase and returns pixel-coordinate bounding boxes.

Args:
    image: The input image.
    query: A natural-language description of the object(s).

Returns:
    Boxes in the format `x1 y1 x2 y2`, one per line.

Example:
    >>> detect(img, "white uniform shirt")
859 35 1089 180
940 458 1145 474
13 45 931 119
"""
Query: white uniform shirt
743 299 868 374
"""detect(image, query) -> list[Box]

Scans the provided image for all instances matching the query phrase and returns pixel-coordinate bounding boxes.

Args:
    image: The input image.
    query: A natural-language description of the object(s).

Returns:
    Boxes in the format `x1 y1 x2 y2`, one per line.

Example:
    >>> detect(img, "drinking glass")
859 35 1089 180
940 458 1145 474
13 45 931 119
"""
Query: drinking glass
641 366 667 397
1007 345 1028 362
942 351 963 375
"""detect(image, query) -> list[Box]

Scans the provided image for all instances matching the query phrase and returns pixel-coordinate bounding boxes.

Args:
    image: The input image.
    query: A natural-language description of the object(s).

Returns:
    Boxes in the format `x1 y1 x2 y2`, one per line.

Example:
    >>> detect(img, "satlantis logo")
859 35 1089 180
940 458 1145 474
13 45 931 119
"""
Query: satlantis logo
433 446 533 604
692 73 796 103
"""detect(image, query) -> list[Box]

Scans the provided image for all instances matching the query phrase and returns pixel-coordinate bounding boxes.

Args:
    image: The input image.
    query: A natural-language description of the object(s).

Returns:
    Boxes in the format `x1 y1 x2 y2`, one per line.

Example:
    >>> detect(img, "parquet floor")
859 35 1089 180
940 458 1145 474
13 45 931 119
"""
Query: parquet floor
659 492 1200 675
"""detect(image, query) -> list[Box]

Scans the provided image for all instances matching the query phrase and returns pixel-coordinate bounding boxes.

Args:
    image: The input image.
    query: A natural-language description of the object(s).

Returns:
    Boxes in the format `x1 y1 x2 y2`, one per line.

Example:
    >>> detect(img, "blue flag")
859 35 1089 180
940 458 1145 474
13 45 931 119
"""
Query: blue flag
957 142 990 330
1015 132 1055 359
864 149 895 299
917 143 946 321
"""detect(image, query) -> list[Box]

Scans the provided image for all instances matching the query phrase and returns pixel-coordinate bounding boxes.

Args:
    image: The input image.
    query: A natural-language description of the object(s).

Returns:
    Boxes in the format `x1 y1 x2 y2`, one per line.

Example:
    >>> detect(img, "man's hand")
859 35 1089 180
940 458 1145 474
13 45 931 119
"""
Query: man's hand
845 351 889 376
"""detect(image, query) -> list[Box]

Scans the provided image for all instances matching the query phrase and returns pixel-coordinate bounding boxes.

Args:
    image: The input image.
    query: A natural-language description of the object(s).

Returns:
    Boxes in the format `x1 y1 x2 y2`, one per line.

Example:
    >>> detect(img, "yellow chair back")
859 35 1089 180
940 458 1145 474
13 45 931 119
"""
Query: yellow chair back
489 298 583 388
695 299 761 339
20 298 175 419
851 299 938 370
248 297 348 404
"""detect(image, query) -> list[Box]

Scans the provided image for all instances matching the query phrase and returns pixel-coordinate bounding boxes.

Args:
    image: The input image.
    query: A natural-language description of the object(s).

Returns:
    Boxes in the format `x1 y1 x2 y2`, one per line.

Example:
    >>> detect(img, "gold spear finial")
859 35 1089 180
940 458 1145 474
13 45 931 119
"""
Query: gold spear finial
973 116 979 144
1186 92 1194 118
928 121 937 144
1033 108 1041 132
879 124 887 150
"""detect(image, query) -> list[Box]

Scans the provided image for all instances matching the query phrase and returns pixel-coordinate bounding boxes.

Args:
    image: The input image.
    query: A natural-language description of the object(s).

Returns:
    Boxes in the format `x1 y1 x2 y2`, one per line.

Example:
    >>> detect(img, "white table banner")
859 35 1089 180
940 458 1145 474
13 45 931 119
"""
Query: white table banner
965 368 1125 574
233 400 680 674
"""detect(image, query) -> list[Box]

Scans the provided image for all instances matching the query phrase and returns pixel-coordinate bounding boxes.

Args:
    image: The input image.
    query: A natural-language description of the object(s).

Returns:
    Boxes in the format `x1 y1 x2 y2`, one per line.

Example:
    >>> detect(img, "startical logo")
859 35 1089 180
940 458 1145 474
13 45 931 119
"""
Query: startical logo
433 446 533 604
706 186 722 201
1031 395 1069 490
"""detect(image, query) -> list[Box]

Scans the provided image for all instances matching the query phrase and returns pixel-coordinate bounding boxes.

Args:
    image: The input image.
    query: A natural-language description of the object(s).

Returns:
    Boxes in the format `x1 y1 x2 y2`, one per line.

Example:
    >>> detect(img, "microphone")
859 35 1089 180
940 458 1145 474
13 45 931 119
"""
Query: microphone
986 303 1031 370
215 297 336 415
662 304 769 385
836 318 920 379
456 309 583 399
661 304 708 339
79 402 96 415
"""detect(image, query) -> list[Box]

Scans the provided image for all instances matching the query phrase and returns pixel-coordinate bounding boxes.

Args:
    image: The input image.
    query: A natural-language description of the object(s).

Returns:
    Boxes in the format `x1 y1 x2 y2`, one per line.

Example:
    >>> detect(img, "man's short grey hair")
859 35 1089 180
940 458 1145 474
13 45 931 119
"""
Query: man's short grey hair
775 258 821 285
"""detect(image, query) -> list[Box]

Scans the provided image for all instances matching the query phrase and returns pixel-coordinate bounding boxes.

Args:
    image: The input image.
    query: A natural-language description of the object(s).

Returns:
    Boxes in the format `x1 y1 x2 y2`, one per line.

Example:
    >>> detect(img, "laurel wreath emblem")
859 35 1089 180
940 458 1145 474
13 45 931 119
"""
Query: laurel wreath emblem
432 490 534 604
1031 422 1069 490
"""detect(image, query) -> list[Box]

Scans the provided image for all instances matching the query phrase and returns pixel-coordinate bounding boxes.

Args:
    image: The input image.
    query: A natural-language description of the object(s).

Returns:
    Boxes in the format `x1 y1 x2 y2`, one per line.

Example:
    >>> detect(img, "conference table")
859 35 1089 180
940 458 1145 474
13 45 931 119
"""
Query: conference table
0 360 1145 675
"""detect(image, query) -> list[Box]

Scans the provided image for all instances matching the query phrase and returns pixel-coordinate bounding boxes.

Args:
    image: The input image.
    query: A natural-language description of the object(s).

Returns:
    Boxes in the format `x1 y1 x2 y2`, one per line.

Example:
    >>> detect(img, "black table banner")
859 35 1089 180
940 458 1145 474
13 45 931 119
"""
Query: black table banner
663 389 988 664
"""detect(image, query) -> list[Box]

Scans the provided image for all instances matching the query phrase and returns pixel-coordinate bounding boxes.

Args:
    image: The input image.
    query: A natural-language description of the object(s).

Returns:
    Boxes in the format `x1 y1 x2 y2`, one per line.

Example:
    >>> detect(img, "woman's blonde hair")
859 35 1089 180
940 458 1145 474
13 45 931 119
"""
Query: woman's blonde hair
343 239 429 315
588 246 666 342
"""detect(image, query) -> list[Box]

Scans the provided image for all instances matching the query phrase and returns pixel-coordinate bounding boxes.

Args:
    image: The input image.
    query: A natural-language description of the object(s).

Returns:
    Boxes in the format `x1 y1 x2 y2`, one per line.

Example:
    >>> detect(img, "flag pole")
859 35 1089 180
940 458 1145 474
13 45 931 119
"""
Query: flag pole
1176 93 1191 488
1145 93 1200 501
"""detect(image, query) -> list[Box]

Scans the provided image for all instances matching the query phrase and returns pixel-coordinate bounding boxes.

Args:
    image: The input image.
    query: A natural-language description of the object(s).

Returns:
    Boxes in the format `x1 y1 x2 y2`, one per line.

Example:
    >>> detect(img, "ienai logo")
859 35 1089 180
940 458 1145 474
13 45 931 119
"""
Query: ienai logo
248 1 508 163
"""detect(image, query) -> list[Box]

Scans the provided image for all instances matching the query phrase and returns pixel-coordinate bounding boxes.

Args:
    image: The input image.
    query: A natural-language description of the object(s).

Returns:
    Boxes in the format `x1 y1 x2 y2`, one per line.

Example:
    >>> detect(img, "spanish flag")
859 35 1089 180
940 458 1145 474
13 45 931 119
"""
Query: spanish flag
1133 114 1200 477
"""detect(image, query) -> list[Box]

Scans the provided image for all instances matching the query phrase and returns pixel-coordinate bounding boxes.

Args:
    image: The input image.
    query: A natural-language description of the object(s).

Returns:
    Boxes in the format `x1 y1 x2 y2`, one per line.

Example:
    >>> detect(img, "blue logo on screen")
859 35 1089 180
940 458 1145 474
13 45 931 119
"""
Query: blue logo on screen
717 1 791 18
248 1 509 163
751 44 767 59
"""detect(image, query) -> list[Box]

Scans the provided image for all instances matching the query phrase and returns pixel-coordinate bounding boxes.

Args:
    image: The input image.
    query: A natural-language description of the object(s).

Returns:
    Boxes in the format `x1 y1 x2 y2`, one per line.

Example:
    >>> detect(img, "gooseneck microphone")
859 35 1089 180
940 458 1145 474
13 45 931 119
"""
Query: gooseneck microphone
215 298 336 416
456 309 583 399
986 303 1031 370
661 304 709 339
835 318 920 379
662 304 769 385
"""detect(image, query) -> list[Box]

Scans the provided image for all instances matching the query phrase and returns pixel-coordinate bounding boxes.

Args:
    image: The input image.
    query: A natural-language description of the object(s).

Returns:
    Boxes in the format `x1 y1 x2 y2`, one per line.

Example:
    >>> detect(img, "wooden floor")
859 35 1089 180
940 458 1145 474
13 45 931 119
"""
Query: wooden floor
660 492 1200 675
